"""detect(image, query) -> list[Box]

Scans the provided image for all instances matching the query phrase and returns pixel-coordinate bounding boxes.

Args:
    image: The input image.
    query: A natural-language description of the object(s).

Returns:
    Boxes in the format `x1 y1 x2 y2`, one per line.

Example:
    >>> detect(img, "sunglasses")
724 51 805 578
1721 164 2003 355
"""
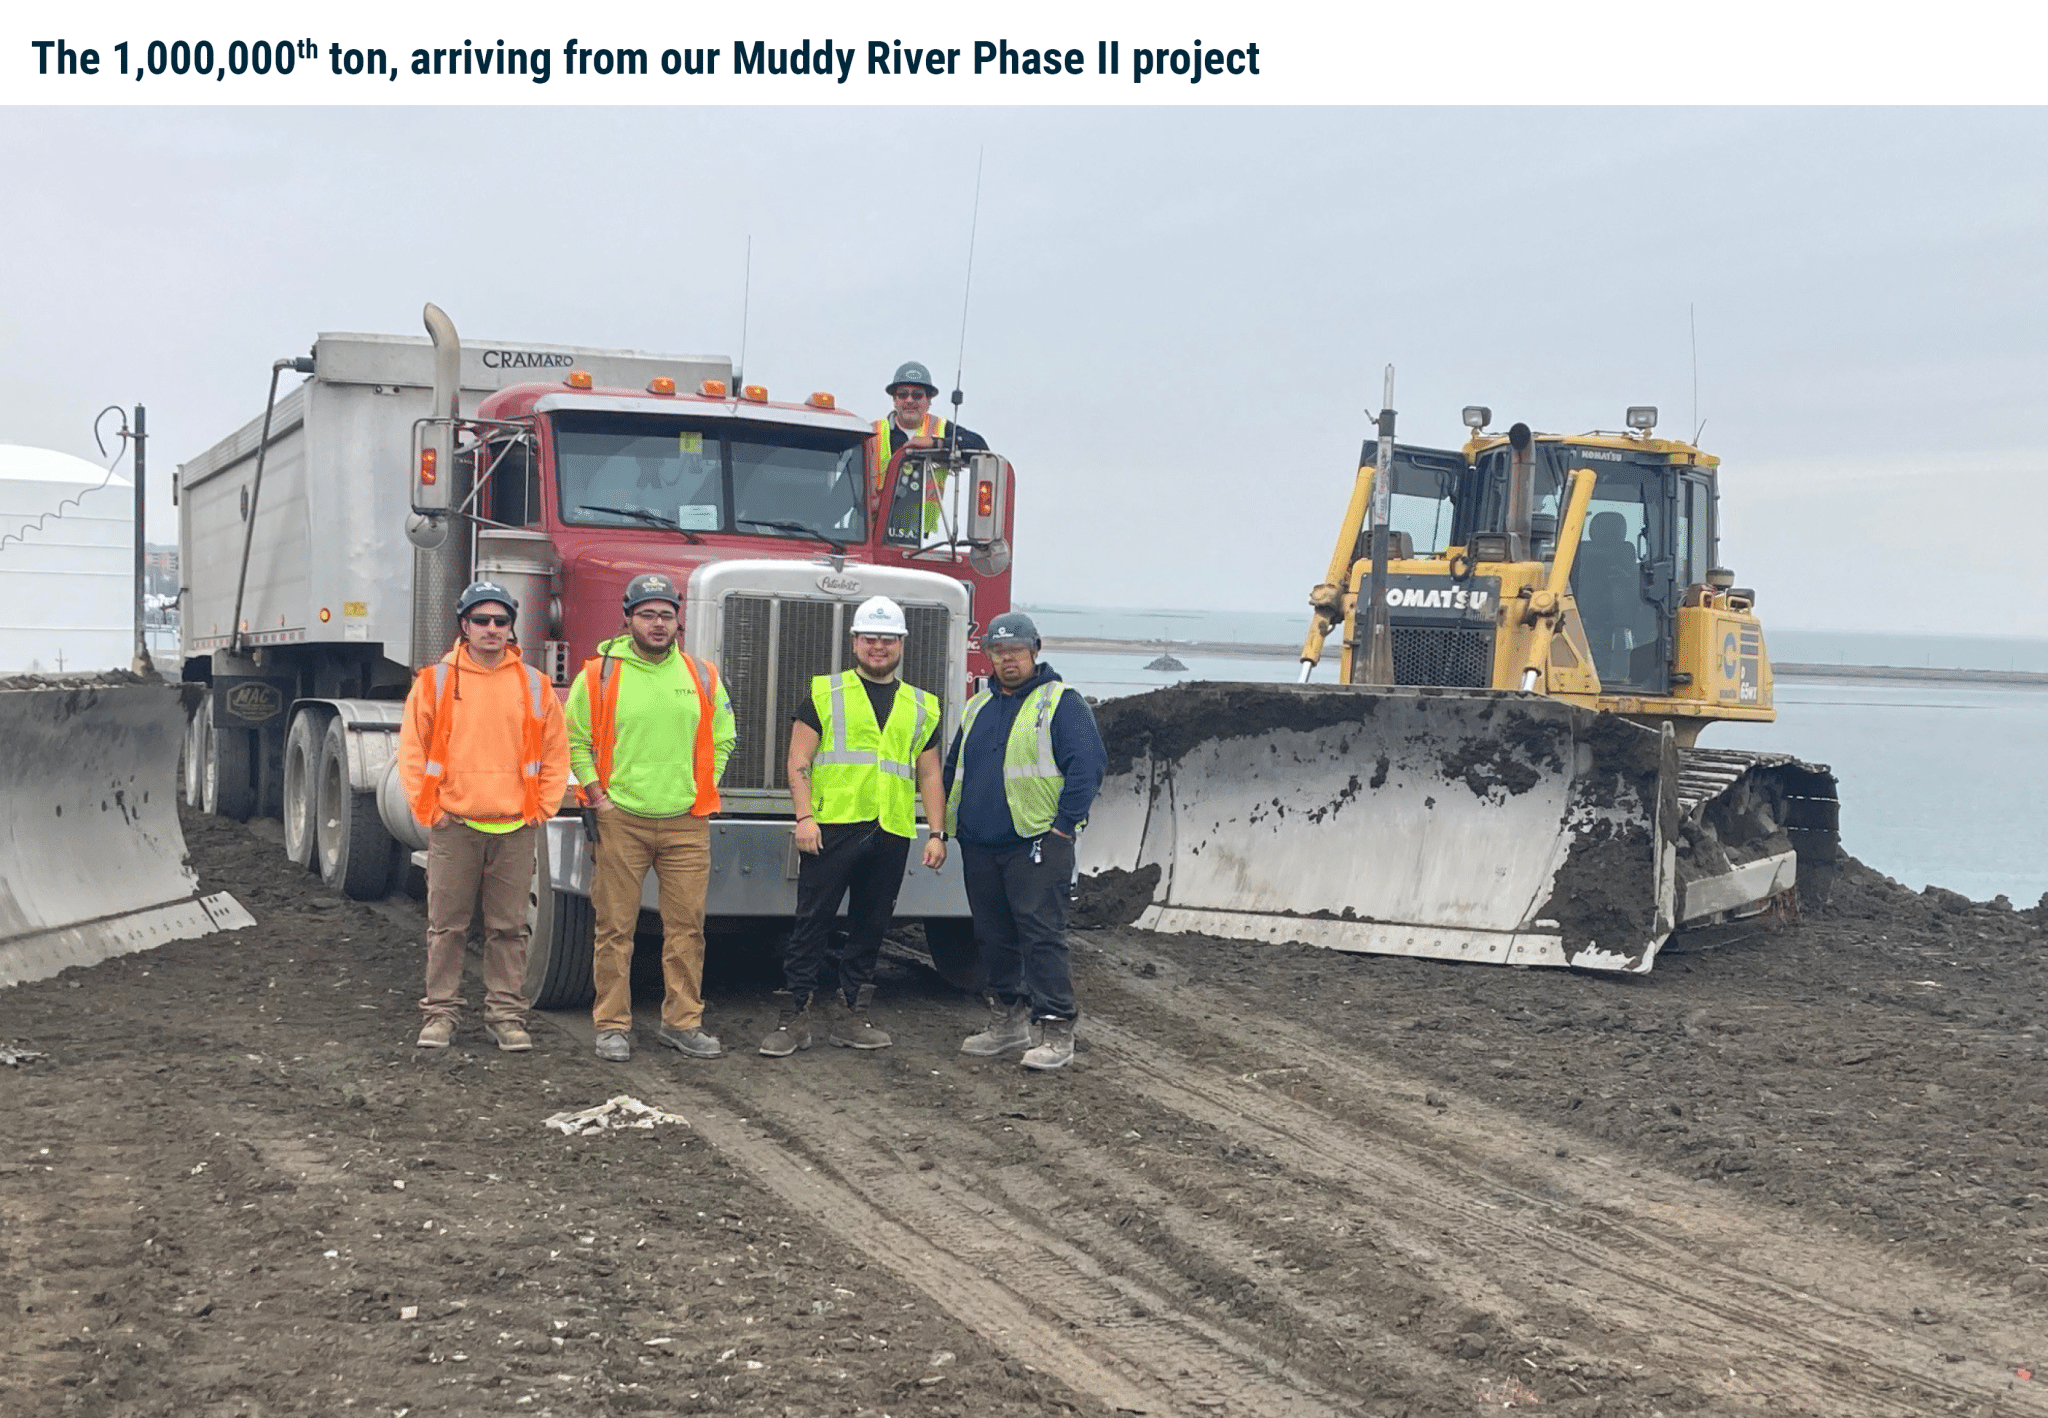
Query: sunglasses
466 614 512 628
892 387 930 399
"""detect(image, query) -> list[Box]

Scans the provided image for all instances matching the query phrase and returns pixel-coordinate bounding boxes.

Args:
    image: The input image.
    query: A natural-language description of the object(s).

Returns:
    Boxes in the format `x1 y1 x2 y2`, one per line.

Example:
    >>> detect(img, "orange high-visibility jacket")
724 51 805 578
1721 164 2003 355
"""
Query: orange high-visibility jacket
399 644 570 828
575 649 724 816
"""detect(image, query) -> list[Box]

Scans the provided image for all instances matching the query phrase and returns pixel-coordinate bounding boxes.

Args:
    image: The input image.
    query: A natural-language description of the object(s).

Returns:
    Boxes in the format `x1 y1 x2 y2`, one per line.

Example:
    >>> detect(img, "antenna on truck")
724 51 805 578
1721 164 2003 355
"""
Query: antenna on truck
946 148 984 457
1690 302 1705 444
734 235 753 394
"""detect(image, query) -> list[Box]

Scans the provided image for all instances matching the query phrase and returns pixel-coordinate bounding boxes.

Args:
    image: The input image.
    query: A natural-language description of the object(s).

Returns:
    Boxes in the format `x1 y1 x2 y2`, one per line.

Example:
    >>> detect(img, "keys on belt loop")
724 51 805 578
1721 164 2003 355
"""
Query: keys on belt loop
1029 838 1043 865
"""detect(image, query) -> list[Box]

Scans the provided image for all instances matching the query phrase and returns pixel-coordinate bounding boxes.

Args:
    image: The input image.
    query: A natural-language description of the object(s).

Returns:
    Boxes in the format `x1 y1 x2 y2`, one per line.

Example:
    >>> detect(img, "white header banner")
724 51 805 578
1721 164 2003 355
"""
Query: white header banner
5 0 2041 105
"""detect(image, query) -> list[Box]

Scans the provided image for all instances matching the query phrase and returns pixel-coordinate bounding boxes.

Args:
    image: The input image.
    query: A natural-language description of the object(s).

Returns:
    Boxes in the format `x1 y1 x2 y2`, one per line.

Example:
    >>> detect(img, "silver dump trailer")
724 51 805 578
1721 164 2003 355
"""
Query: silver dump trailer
177 308 992 1004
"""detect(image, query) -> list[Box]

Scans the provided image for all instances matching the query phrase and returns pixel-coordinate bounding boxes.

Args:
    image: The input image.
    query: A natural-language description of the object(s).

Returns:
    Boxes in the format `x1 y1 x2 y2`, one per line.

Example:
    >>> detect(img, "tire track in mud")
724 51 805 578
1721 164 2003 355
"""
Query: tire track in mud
589 1041 1363 1418
1085 960 2048 1417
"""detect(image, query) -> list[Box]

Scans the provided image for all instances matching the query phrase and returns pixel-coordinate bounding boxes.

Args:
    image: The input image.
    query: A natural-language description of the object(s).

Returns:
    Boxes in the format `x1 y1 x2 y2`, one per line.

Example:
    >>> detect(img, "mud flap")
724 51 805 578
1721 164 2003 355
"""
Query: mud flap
1079 684 1679 973
0 682 254 990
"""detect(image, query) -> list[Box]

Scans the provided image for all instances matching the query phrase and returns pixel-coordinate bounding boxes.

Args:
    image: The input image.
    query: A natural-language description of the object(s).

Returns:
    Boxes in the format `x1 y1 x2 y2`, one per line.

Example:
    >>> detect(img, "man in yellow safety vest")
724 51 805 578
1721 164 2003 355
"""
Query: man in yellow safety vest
763 595 948 1056
942 612 1106 1071
873 361 987 540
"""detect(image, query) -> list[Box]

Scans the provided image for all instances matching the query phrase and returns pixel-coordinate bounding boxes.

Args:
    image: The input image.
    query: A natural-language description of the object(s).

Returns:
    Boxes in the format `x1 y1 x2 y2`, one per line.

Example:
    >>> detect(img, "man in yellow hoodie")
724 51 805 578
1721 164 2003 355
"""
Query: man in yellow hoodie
566 573 737 1063
398 579 570 1052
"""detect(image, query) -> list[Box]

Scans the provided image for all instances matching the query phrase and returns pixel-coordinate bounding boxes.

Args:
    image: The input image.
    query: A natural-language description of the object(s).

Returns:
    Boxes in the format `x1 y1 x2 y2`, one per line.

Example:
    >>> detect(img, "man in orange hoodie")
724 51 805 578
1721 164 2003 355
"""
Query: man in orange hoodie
397 579 571 1052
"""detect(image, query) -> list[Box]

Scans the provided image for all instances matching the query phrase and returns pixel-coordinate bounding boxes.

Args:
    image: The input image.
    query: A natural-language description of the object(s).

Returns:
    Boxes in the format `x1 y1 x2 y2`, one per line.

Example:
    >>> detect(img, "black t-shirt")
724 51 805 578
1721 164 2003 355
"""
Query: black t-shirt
793 676 940 755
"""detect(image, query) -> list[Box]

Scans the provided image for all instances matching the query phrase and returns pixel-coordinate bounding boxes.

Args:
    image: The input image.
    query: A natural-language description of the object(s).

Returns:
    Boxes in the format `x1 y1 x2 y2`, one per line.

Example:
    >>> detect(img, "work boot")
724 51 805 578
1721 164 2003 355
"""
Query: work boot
829 985 892 1050
960 997 1034 1056
1021 1016 1076 1072
594 1030 632 1063
758 995 813 1057
415 1017 455 1049
486 1021 534 1053
655 1024 724 1059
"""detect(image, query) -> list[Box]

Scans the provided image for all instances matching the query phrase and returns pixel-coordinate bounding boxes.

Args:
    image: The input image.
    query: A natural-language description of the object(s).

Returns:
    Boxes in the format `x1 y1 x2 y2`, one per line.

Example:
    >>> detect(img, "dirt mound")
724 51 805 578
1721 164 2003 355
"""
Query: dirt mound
1072 864 1160 929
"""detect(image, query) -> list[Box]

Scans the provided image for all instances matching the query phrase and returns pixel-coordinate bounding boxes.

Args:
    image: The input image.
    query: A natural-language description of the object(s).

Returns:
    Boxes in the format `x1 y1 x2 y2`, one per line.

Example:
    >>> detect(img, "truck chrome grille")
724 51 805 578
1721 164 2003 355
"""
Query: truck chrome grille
718 595 952 794
1392 626 1494 688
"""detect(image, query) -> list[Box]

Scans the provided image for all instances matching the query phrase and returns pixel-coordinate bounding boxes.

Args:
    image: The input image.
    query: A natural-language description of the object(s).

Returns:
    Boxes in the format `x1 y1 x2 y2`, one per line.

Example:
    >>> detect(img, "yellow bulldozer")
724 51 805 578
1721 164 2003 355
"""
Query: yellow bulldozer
1078 397 1839 974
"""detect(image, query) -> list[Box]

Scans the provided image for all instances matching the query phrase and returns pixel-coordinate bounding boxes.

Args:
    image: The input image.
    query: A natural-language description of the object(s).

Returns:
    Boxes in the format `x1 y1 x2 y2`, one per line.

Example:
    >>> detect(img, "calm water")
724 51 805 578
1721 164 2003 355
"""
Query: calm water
1030 606 2048 907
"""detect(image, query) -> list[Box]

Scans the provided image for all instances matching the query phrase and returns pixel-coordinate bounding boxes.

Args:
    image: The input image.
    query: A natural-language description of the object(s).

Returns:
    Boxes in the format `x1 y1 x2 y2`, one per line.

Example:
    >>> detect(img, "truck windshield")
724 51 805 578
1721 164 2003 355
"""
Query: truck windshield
555 413 868 542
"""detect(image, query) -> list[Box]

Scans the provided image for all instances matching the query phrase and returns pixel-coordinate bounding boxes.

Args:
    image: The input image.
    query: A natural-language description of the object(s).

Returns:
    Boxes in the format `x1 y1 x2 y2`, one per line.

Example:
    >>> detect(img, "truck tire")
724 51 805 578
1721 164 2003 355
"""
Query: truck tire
202 696 257 821
281 709 325 871
525 829 596 1009
315 715 395 900
923 917 987 991
182 701 207 808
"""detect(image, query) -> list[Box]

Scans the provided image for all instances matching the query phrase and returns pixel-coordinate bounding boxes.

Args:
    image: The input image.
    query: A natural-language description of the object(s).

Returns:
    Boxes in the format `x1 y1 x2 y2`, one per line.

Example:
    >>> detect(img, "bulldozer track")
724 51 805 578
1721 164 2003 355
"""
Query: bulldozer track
1089 956 2048 1416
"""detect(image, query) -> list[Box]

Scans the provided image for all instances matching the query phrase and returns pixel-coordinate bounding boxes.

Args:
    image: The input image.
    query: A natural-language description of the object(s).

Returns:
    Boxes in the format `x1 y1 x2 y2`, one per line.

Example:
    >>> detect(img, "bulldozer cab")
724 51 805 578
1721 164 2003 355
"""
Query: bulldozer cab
1462 437 1718 697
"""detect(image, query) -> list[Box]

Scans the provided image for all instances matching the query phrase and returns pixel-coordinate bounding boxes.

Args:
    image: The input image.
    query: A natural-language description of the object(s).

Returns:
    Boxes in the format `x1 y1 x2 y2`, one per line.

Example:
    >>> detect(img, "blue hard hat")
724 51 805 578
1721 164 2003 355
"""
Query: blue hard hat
985 612 1039 648
457 579 517 617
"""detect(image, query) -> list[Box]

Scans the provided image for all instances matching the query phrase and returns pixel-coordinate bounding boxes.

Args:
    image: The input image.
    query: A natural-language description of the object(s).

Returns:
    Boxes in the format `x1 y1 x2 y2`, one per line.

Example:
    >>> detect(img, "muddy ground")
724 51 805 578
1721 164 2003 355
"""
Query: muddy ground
3 806 2047 1418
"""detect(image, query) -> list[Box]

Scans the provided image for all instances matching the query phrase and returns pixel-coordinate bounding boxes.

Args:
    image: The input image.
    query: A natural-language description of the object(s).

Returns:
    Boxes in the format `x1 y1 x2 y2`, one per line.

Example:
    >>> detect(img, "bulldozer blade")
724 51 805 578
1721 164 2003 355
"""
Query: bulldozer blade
0 681 253 990
1079 683 1680 973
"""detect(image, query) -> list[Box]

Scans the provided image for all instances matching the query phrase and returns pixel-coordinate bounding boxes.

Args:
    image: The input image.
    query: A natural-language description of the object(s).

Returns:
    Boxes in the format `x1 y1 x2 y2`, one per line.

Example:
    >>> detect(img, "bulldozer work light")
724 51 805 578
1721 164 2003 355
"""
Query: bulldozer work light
1627 405 1658 431
565 370 594 390
1462 405 1491 430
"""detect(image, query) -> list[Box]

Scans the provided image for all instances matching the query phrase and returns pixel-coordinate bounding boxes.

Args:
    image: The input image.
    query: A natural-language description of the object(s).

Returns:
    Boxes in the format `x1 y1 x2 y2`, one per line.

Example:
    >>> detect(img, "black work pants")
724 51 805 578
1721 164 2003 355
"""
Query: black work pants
784 823 912 1007
960 835 1077 1021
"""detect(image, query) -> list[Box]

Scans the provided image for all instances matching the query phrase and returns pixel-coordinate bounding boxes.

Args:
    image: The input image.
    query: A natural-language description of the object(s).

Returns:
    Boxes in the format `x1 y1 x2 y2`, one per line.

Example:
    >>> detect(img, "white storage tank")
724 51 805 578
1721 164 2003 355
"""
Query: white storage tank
0 444 134 673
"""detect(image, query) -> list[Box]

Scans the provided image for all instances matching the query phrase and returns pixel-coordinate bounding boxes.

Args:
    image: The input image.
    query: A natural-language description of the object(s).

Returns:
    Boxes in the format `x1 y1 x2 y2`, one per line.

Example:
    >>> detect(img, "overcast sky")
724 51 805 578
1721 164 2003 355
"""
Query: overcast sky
3 106 2043 635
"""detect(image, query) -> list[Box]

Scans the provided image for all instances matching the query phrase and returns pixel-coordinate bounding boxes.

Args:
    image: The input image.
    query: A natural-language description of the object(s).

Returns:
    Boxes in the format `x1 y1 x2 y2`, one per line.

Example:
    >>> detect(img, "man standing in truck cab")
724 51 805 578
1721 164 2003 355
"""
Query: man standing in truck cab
874 361 987 540
398 579 571 1053
943 612 1106 1072
760 596 949 1058
566 573 737 1064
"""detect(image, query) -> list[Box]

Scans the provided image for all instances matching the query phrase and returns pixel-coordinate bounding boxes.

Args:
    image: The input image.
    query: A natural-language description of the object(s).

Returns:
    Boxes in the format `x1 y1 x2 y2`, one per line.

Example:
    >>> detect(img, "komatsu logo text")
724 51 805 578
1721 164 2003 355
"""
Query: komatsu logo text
1385 587 1491 612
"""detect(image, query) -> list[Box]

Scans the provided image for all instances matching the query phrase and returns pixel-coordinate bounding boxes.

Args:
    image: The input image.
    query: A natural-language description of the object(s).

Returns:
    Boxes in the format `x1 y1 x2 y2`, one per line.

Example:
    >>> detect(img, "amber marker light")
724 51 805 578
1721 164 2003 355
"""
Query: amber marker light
700 379 728 397
741 384 768 402
977 480 995 517
565 370 594 389
806 391 836 409
648 376 676 395
319 607 332 623
419 447 438 485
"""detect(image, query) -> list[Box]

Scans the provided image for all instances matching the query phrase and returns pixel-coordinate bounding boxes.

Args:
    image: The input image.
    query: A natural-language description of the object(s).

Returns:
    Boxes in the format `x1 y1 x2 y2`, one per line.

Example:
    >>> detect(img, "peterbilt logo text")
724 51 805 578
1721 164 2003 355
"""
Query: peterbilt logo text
816 573 863 597
1384 587 1491 612
481 350 575 370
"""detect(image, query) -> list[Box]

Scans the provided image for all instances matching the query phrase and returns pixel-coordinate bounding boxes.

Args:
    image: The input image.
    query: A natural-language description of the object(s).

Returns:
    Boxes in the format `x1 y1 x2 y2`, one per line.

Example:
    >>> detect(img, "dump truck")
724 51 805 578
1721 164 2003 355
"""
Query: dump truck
1079 403 1838 974
175 306 1016 1001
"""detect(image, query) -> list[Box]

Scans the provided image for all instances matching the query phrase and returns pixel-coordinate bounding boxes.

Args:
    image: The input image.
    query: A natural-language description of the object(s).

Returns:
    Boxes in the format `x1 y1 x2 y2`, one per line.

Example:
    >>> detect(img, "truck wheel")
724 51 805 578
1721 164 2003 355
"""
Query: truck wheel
525 829 596 1009
315 715 395 900
182 701 208 808
281 709 324 871
202 696 257 821
923 917 987 991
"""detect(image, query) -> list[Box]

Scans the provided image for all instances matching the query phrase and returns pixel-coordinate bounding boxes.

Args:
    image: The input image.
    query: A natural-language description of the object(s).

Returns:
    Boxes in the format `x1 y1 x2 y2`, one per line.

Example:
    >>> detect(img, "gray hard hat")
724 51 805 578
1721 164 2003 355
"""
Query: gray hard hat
984 611 1040 649
886 361 938 397
456 579 517 617
622 573 681 613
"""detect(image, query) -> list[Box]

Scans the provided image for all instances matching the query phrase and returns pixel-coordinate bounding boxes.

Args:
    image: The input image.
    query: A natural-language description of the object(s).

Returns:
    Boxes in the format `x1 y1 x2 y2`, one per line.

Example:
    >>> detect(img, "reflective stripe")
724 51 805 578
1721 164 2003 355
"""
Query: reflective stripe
424 759 445 777
810 671 932 836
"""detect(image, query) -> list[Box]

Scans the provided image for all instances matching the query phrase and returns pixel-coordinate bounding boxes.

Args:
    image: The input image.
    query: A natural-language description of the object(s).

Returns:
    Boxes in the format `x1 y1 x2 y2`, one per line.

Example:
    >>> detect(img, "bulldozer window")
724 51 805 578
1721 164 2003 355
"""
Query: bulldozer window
1570 476 1665 690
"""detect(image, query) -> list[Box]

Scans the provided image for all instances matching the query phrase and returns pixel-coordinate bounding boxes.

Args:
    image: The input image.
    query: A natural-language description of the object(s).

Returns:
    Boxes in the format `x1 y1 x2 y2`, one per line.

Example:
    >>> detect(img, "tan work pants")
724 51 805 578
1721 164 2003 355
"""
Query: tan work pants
591 809 712 1034
422 821 536 1026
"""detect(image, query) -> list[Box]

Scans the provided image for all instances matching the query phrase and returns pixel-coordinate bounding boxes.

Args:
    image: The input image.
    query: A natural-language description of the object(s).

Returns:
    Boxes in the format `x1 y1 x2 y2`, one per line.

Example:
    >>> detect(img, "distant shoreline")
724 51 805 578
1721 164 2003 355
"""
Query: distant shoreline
1040 636 2048 688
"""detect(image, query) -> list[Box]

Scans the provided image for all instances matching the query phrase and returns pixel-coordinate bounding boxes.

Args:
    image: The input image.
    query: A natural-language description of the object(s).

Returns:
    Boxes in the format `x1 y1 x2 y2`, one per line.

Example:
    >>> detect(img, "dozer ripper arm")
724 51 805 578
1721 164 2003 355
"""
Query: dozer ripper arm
1517 466 1595 692
1299 464 1373 679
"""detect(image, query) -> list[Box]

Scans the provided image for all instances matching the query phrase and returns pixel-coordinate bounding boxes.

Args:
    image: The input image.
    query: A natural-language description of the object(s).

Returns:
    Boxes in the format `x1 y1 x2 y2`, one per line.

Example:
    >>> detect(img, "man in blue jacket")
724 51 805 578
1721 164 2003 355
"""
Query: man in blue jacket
942 612 1106 1070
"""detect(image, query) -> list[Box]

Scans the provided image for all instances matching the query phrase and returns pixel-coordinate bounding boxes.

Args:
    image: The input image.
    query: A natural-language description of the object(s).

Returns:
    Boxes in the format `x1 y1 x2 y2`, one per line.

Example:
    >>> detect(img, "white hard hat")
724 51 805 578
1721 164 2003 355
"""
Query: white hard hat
850 596 908 637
